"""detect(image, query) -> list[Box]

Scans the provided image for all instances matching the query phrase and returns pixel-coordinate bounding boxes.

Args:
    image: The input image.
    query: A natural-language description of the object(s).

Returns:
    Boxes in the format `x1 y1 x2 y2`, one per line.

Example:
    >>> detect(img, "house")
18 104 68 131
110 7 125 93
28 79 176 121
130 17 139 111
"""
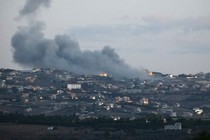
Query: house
67 84 81 90
164 123 182 130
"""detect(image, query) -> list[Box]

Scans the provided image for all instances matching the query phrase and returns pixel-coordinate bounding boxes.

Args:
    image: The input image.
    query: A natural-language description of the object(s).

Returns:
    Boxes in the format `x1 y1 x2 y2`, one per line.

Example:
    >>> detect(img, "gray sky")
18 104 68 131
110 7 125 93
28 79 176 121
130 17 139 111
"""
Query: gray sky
0 0 210 74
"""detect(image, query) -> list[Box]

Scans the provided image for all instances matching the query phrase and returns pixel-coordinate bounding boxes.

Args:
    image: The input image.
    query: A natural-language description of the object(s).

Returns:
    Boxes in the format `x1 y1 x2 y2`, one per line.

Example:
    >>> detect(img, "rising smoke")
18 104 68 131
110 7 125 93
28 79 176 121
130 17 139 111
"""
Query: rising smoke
12 0 143 78
19 0 51 17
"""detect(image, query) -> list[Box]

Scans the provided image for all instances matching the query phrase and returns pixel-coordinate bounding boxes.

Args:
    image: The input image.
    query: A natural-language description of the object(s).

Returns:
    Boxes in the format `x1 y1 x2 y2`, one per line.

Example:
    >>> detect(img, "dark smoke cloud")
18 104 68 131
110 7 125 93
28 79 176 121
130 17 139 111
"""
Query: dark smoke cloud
12 0 144 78
19 0 51 17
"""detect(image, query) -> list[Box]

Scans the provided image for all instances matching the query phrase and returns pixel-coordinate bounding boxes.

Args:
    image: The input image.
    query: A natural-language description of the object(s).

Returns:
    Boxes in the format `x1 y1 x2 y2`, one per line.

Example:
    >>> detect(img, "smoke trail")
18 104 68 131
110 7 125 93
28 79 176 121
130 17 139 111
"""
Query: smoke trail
12 0 143 78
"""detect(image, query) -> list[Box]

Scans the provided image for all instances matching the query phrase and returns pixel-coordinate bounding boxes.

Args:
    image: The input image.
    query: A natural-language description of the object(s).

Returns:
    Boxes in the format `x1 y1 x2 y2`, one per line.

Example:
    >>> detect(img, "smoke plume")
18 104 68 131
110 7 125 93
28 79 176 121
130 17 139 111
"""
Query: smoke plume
19 0 50 17
12 0 143 78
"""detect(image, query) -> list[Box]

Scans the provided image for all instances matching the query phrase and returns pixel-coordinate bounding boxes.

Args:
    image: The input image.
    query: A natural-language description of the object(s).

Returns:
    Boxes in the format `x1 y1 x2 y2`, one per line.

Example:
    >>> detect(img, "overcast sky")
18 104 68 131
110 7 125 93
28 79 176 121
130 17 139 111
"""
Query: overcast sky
0 0 210 74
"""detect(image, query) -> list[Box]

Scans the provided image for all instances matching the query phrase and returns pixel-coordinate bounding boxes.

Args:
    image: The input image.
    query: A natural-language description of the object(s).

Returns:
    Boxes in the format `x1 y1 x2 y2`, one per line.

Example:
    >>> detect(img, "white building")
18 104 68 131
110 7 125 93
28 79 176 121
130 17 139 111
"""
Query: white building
67 84 81 90
164 123 182 130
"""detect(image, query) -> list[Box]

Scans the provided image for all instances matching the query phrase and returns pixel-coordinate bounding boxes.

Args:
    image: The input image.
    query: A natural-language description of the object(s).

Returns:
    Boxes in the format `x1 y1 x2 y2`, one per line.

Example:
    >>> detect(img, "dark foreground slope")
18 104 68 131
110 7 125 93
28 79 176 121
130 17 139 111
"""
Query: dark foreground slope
0 123 191 140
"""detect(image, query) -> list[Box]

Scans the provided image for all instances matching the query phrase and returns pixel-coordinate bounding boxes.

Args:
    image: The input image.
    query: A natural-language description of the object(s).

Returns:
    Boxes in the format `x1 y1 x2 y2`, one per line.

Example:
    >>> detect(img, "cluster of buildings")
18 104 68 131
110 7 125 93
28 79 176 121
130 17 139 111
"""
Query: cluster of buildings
0 68 210 121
